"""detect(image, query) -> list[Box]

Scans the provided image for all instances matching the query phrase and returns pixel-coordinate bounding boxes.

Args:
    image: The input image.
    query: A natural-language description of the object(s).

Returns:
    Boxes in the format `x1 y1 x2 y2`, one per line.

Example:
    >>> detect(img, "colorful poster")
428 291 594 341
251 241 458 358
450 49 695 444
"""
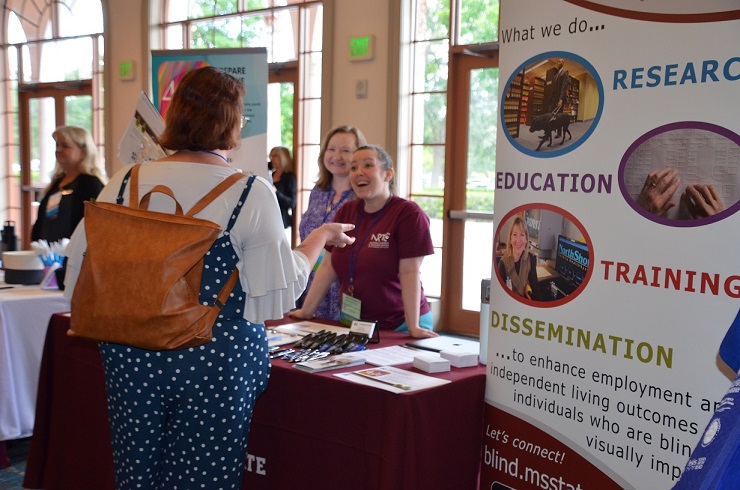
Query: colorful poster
151 49 268 177
484 1 740 489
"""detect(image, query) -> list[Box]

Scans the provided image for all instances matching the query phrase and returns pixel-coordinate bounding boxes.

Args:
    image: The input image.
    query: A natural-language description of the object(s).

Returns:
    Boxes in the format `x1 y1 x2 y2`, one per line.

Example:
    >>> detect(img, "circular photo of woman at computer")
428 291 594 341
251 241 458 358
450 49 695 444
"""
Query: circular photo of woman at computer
494 204 593 307
619 122 740 227
501 51 603 158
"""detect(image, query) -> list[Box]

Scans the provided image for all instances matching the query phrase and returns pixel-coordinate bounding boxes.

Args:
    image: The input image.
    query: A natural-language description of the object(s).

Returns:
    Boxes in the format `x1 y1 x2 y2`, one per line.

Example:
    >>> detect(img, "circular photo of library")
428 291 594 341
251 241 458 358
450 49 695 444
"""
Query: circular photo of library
502 52 603 158
494 204 593 307
619 122 740 227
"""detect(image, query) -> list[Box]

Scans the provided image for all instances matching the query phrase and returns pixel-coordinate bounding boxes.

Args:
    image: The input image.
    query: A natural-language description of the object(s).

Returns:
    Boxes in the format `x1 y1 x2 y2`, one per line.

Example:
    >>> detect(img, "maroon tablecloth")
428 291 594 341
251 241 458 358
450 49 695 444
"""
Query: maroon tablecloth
23 313 115 490
25 314 485 490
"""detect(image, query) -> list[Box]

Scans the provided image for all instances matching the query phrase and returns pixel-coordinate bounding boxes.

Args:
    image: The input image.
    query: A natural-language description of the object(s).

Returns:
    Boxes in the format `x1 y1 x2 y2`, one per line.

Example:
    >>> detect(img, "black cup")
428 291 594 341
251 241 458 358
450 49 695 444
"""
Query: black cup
54 267 66 290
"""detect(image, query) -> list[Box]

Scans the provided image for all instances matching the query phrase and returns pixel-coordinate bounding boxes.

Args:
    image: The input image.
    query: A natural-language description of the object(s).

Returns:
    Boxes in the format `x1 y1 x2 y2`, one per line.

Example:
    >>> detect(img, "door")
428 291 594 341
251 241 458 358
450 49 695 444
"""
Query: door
268 61 298 245
441 47 498 335
18 80 93 248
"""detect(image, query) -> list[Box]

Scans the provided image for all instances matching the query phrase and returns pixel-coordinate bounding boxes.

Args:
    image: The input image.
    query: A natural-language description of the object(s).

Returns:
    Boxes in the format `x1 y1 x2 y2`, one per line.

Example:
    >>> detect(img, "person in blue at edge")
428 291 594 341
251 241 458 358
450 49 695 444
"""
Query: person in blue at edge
62 66 355 489
673 307 740 490
292 144 438 339
31 126 106 242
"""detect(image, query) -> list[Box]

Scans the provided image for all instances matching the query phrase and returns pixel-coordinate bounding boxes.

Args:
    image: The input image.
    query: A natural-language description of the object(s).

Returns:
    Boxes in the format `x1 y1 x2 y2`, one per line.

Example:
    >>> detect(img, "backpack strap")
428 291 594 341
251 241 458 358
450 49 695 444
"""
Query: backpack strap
117 164 242 216
140 186 184 215
120 164 184 213
187 172 245 217
214 270 239 310
212 175 257 311
128 163 142 207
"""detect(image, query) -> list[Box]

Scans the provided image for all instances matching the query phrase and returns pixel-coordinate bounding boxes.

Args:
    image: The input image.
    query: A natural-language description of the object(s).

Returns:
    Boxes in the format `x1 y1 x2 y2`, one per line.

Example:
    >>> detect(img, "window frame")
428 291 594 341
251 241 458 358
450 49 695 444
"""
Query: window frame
1 1 104 247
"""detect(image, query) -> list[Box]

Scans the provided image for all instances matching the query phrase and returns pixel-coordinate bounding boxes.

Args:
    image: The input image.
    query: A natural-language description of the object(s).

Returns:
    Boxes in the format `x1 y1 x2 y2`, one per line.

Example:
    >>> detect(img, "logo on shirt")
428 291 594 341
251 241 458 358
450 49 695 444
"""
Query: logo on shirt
700 418 720 447
369 232 390 249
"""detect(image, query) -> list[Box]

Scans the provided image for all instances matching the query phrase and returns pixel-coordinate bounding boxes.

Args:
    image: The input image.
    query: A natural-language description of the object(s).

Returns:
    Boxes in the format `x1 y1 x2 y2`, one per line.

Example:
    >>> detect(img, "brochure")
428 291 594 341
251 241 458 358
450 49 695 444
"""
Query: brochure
266 329 304 348
273 321 351 337
361 345 420 366
117 92 169 164
293 353 366 373
335 365 451 394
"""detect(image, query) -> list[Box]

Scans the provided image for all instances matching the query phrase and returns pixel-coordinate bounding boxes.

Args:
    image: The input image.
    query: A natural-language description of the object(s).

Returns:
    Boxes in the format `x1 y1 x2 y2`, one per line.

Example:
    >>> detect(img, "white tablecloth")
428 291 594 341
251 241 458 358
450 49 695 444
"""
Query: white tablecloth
0 286 70 440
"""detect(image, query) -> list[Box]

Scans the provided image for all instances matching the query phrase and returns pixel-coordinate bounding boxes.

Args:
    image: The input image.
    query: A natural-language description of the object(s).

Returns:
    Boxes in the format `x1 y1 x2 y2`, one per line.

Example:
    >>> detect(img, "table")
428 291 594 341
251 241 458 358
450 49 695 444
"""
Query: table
0 287 70 441
24 314 486 490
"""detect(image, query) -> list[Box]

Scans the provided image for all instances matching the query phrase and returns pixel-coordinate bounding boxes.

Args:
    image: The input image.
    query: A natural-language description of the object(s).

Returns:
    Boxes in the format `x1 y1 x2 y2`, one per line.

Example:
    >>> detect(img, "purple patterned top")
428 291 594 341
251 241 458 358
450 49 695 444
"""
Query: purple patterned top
297 186 355 320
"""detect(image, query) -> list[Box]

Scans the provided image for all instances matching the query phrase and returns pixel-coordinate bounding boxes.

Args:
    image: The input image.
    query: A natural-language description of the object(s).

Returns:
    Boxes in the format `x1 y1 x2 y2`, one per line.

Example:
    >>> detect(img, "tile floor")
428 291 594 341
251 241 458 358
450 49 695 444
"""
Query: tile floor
0 439 29 490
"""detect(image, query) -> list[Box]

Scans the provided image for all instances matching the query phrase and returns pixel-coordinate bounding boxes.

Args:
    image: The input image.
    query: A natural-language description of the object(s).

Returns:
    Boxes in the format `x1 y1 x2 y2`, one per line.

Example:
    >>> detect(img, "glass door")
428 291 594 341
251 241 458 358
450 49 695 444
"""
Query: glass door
441 47 498 335
18 81 92 247
268 62 298 245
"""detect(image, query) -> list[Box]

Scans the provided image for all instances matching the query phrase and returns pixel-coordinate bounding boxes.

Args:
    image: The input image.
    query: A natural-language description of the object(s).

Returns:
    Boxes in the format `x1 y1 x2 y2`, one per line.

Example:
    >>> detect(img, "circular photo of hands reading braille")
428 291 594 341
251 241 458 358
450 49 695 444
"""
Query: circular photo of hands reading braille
619 122 740 226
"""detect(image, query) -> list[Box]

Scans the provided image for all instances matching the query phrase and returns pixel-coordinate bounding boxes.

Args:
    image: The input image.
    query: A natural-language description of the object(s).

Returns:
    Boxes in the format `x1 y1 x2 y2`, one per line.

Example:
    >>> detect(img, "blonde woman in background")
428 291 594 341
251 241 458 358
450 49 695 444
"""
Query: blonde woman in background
269 146 297 229
31 126 106 242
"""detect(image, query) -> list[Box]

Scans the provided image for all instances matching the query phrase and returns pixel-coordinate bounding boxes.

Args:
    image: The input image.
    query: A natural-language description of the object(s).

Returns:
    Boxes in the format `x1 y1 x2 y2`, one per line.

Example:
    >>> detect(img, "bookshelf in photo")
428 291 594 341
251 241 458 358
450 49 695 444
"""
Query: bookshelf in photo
564 77 580 122
519 82 529 124
504 71 524 138
527 76 545 125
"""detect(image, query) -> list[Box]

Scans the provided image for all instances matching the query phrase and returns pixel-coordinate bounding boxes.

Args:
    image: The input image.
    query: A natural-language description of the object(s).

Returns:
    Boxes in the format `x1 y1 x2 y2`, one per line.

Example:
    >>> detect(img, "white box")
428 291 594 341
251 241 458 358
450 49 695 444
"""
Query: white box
440 350 479 368
413 354 450 373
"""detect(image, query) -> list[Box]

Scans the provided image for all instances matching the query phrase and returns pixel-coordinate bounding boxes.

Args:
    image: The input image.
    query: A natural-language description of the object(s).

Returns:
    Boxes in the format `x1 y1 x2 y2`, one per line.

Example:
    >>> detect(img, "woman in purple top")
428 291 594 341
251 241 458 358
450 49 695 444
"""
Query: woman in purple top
297 125 367 319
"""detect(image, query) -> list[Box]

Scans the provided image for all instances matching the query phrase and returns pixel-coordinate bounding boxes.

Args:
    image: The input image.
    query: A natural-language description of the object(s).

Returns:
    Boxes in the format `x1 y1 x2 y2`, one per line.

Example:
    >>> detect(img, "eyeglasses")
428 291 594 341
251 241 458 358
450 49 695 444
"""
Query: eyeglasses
240 115 250 129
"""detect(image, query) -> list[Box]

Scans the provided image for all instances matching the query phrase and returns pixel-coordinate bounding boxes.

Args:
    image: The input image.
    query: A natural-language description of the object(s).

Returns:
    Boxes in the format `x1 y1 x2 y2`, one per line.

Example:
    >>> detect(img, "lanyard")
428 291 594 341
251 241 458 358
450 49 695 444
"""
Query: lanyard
323 190 352 224
348 197 391 294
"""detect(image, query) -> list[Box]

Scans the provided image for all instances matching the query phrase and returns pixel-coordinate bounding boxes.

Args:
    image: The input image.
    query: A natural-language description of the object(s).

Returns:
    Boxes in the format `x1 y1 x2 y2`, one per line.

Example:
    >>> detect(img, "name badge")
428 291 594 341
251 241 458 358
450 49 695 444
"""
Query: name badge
340 293 362 327
46 191 62 219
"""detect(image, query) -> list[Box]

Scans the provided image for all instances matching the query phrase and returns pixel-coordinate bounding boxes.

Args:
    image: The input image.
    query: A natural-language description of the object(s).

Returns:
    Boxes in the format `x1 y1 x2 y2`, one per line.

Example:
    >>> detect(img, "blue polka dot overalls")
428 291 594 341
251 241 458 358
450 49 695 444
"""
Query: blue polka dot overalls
99 174 269 489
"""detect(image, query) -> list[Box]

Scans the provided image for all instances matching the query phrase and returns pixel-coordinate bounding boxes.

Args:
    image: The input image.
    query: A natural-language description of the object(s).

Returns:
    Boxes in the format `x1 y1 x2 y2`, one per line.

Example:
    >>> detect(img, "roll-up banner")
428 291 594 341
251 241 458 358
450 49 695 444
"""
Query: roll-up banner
151 48 268 177
484 1 740 488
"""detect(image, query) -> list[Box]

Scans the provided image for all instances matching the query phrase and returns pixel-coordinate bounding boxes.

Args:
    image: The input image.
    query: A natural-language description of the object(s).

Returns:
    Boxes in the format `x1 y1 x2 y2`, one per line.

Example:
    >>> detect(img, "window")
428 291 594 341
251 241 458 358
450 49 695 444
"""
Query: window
154 0 323 226
1 0 104 247
400 0 500 334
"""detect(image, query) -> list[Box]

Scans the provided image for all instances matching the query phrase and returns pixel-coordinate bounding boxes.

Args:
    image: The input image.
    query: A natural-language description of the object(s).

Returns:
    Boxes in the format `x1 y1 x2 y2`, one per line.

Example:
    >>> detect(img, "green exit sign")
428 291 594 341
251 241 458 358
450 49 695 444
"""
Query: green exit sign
349 35 375 62
119 60 135 81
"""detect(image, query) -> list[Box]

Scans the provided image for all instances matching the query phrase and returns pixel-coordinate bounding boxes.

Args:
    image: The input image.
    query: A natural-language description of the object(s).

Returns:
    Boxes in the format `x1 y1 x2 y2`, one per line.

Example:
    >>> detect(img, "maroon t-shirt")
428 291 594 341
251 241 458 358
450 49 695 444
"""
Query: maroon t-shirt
330 196 434 330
